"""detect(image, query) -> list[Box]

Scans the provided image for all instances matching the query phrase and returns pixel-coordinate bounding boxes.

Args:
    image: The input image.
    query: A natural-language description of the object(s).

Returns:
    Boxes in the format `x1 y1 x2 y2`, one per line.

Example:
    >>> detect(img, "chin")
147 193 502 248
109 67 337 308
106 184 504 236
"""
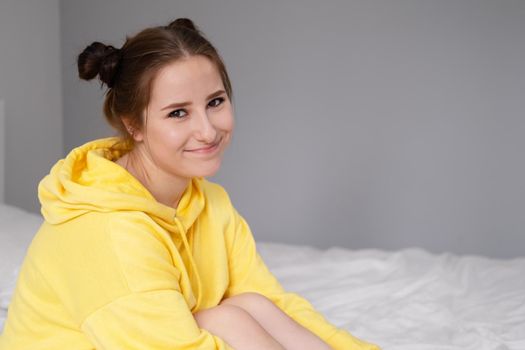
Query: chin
191 163 222 178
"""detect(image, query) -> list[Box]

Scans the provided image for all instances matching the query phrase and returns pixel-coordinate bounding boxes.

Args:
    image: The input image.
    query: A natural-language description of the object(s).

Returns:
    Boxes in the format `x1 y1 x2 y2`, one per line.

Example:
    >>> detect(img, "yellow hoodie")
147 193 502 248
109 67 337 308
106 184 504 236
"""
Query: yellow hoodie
0 137 379 350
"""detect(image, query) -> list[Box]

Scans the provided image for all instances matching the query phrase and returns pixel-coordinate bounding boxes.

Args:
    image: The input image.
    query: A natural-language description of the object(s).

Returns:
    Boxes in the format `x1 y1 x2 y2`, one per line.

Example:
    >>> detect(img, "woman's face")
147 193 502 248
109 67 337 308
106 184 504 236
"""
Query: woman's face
132 55 234 181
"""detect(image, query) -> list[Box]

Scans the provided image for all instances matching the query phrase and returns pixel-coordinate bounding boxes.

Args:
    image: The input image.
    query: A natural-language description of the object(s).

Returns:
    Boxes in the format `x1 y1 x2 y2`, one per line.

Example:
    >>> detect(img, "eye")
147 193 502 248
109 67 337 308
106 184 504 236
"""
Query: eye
208 97 225 108
168 109 187 119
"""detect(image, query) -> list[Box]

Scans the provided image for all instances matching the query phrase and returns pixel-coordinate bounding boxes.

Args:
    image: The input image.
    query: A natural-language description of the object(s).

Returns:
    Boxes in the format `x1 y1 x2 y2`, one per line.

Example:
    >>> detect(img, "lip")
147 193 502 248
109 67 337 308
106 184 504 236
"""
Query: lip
185 138 222 154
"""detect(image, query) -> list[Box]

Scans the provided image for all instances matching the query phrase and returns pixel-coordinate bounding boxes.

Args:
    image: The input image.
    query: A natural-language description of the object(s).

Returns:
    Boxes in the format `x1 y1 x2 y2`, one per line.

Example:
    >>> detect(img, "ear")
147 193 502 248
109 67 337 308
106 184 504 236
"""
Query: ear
121 117 144 142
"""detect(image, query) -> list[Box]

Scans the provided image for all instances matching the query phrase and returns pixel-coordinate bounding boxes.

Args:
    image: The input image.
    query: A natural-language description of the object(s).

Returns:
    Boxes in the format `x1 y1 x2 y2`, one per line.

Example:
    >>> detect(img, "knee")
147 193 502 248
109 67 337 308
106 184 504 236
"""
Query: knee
194 303 258 331
220 303 256 323
220 292 274 311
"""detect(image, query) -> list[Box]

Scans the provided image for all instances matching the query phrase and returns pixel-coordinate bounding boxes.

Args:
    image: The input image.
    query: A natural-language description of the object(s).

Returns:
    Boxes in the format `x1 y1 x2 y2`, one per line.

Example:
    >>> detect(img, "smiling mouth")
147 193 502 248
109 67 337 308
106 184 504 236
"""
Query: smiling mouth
186 137 222 152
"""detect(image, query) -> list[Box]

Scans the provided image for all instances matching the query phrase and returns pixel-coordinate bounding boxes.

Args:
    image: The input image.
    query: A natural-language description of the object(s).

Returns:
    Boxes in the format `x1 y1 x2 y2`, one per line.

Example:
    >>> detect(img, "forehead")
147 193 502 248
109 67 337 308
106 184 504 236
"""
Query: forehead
150 55 222 103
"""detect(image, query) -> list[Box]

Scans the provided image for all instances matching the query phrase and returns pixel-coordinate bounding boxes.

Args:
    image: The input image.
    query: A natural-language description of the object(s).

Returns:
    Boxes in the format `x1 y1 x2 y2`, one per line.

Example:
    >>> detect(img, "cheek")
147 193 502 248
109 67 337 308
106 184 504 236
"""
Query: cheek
213 109 235 133
149 124 188 152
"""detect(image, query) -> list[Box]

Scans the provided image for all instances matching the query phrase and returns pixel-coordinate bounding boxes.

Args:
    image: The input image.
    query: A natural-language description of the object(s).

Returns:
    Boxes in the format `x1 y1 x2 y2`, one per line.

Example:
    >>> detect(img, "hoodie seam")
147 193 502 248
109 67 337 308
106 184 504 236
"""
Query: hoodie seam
31 263 81 328
104 218 133 293
79 288 182 330
104 213 182 294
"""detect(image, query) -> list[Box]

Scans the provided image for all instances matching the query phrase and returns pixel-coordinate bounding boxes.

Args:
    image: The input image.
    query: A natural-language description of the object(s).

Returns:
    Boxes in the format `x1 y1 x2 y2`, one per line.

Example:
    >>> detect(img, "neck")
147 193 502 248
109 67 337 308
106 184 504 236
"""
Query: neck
116 151 190 209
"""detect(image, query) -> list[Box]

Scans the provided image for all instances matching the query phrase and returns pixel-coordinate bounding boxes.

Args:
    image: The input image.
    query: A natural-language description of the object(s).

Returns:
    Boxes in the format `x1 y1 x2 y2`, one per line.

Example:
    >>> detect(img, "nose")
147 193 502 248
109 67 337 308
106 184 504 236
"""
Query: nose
192 109 217 143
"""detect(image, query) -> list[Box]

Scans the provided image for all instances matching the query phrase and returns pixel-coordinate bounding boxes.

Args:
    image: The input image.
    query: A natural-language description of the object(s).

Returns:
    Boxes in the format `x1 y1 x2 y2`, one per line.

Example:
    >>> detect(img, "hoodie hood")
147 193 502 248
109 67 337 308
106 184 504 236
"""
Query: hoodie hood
38 136 208 311
38 137 204 233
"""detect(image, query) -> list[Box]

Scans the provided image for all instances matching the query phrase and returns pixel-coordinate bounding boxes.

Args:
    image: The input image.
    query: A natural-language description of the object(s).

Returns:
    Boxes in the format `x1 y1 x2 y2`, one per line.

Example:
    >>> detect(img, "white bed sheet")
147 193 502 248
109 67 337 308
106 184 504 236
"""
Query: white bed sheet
257 242 525 350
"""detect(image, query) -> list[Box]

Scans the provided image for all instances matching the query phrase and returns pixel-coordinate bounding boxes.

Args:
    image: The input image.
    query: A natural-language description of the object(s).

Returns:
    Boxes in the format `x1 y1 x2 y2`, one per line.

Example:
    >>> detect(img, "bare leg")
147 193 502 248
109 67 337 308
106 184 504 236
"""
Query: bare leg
194 303 285 350
220 293 332 350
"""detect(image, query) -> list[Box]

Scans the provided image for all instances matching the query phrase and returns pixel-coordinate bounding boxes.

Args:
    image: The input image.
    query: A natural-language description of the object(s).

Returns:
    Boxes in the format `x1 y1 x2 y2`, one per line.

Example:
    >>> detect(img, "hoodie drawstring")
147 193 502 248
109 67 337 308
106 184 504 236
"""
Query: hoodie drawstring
173 216 202 311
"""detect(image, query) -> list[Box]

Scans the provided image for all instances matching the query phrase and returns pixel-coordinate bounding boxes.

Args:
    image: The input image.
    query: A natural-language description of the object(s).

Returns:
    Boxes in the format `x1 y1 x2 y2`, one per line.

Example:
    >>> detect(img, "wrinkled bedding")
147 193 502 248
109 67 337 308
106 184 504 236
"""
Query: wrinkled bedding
257 242 525 350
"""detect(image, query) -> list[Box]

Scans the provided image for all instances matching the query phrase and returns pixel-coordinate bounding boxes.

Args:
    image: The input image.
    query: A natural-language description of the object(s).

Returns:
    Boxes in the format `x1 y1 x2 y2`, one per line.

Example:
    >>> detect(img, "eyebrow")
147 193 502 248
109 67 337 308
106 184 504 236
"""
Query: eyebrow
160 90 226 111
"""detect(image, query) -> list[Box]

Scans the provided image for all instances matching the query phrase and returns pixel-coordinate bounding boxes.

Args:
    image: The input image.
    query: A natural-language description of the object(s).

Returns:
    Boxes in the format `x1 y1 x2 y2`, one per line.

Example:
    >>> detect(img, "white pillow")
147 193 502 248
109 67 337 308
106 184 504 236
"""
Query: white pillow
0 203 43 310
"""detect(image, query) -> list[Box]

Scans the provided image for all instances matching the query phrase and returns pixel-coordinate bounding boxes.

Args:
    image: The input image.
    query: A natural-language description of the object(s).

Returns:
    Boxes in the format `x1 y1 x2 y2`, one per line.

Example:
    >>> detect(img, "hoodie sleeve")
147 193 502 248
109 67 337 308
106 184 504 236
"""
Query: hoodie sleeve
223 208 380 350
79 215 234 350
81 290 232 350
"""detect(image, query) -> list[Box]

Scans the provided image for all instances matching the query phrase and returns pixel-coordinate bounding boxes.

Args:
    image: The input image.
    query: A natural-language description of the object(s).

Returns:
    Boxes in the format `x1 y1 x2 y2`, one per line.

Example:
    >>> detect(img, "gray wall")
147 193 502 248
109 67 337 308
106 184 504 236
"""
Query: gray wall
0 0 63 213
60 0 525 258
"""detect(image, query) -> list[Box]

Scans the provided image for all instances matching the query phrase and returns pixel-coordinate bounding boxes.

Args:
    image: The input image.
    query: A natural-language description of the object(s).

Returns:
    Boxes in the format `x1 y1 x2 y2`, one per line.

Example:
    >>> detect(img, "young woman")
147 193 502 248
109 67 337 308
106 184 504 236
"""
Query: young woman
0 18 379 350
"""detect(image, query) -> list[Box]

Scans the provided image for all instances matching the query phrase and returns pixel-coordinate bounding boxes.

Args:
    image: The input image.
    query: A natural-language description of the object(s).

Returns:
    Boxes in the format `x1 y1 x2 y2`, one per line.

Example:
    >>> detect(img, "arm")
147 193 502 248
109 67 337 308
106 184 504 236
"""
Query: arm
81 289 232 349
223 207 380 350
69 214 233 350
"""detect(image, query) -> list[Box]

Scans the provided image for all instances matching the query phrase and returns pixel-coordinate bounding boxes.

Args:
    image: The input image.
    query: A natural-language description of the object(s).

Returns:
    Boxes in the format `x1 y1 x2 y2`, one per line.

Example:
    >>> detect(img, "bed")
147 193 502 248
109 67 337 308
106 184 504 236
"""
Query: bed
1 201 524 349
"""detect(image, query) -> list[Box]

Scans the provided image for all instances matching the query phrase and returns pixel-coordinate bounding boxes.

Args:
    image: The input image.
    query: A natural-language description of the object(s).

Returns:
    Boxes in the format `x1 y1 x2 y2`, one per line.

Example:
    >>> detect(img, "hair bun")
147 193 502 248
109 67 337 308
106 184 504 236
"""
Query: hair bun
167 18 198 31
77 41 122 88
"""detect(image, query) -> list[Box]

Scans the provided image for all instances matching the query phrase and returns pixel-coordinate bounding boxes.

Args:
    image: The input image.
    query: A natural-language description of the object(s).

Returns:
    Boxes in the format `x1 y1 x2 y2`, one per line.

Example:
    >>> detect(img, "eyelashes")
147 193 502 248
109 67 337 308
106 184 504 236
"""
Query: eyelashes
168 97 226 119
168 109 187 119
208 97 225 108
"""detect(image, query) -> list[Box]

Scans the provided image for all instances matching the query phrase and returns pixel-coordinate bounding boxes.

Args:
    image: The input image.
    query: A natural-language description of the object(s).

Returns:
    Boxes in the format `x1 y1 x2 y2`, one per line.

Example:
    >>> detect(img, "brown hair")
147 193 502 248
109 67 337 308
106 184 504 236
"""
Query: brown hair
77 18 233 147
